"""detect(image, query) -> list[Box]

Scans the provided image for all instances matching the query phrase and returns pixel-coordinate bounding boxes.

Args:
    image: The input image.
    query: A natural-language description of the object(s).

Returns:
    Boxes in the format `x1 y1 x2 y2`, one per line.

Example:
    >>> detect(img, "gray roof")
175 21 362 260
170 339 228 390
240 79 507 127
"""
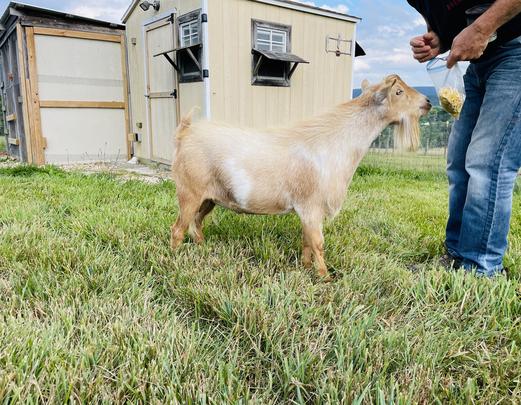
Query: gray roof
0 1 124 30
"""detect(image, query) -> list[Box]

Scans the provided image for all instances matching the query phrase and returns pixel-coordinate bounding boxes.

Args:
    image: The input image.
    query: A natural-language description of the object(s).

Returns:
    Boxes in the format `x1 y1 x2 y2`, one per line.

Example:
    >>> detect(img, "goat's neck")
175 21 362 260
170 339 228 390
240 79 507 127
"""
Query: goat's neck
344 105 390 151
317 104 391 166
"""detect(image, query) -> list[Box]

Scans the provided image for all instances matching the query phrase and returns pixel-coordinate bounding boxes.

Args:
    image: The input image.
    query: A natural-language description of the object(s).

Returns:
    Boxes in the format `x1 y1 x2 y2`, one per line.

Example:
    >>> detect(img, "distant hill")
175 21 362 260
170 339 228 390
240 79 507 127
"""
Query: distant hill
353 86 439 106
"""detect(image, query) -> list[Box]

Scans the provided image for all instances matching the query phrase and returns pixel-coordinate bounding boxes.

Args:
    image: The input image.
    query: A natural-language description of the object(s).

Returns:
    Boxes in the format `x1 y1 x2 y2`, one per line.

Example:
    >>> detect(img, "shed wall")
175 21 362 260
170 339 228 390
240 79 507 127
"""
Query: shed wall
41 108 126 163
28 28 129 163
208 0 356 127
35 35 124 102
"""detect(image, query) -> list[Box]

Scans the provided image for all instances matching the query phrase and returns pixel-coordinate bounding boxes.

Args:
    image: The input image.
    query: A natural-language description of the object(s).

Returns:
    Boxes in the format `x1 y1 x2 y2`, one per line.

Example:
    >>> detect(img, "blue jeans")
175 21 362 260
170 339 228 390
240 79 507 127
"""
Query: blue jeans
445 37 521 277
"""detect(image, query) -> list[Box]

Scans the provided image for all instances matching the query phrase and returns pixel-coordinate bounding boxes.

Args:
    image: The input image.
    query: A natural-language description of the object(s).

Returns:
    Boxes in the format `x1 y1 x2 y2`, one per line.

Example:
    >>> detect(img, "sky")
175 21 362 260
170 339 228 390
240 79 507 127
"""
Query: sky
0 0 434 86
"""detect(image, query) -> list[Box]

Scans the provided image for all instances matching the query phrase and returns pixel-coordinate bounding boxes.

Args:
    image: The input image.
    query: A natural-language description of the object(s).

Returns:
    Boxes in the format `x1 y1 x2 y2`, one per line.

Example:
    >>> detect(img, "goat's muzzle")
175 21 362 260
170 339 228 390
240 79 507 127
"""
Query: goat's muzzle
420 97 432 116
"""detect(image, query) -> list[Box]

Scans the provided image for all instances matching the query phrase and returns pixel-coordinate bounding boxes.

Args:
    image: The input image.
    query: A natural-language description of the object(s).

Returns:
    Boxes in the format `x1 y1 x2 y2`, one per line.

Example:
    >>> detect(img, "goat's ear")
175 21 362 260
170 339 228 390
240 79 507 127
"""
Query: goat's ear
374 78 397 104
374 88 388 104
384 75 399 87
361 79 370 92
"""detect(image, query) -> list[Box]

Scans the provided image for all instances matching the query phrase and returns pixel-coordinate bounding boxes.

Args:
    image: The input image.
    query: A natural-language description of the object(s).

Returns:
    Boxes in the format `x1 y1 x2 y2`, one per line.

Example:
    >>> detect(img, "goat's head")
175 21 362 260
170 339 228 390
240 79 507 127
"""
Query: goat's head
361 75 431 151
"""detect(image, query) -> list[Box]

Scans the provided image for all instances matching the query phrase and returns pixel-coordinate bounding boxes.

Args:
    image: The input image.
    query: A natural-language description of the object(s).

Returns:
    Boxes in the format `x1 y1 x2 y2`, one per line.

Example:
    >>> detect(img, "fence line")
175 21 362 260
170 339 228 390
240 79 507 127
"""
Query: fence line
371 106 453 156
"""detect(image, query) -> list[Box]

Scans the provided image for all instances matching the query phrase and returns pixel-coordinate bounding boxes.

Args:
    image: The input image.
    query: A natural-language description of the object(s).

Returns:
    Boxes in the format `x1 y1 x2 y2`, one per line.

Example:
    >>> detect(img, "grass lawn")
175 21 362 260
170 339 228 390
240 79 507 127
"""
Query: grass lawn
1 158 520 403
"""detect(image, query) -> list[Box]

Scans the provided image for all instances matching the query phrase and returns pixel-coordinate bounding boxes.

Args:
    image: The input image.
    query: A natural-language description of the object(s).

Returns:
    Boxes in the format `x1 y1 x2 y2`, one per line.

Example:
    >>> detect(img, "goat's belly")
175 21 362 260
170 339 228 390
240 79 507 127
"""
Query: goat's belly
214 199 293 216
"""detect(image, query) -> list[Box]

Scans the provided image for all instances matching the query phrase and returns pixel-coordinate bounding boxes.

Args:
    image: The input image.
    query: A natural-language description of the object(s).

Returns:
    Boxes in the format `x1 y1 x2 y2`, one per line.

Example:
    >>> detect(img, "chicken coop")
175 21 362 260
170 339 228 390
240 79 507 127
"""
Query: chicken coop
0 2 130 164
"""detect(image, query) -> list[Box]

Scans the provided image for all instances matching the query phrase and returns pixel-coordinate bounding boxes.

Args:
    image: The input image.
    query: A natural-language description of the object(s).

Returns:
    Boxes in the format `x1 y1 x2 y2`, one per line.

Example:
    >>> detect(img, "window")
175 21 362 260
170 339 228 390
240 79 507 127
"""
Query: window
177 10 203 83
180 19 199 47
251 20 308 87
256 27 287 52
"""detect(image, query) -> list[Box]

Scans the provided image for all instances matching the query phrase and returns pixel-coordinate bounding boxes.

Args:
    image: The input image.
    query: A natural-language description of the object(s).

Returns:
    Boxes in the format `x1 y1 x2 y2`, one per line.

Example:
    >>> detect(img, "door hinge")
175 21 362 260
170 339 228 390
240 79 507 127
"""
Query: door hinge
201 13 208 23
203 69 209 78
171 89 178 99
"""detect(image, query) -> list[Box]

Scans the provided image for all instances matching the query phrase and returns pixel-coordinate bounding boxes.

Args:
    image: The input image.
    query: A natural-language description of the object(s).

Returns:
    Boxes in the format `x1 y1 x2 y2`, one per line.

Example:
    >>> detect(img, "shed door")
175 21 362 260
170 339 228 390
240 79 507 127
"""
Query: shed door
32 29 129 164
145 16 178 164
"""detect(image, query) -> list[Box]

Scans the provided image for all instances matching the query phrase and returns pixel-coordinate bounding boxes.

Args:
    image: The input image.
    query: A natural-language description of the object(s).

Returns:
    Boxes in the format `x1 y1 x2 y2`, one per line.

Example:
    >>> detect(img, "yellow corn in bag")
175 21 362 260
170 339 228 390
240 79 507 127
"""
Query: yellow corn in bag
439 87 463 118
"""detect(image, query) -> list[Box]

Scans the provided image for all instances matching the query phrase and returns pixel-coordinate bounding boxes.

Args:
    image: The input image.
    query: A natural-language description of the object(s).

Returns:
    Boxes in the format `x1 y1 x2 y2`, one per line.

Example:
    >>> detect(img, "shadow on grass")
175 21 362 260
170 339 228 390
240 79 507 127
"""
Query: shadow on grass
200 209 303 267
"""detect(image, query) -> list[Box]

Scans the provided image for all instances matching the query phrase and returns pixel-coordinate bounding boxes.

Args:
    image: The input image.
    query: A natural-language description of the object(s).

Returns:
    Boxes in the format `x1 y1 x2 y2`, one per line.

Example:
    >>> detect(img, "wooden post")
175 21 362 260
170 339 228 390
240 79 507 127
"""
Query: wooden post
32 27 121 43
25 27 45 165
120 34 132 160
16 24 33 163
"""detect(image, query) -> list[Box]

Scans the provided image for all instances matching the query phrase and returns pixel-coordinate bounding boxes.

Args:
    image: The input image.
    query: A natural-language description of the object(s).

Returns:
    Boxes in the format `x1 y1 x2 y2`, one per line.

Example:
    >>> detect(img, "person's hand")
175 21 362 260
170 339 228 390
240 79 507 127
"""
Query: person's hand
447 24 490 68
410 31 441 63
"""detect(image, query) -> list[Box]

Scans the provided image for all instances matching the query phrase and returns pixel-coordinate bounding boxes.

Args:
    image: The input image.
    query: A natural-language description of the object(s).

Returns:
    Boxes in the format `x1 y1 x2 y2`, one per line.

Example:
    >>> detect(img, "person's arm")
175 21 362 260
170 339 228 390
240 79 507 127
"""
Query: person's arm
447 0 521 67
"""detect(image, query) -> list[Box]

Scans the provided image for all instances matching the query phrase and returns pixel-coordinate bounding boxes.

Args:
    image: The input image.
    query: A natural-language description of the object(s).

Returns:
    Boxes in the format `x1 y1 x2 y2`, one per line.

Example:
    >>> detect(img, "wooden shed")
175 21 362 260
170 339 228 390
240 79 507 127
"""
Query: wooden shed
123 0 362 165
0 2 130 164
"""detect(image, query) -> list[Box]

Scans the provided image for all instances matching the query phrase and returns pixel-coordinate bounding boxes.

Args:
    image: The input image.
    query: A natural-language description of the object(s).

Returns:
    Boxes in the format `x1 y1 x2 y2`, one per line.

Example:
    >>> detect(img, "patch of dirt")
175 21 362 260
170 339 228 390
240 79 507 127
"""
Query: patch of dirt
59 161 171 184
0 157 172 184
0 155 18 168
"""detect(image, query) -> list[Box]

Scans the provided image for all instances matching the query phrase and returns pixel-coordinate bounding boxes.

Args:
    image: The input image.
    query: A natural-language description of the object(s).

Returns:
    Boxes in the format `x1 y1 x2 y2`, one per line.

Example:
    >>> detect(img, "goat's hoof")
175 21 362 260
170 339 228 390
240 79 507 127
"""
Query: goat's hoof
170 238 183 250
188 230 205 245
317 269 333 282
321 274 334 283
303 260 313 269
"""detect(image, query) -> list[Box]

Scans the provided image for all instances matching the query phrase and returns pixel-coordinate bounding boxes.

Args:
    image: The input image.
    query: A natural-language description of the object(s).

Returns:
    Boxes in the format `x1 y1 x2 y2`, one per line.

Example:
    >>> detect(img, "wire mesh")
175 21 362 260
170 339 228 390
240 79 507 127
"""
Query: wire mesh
366 106 452 173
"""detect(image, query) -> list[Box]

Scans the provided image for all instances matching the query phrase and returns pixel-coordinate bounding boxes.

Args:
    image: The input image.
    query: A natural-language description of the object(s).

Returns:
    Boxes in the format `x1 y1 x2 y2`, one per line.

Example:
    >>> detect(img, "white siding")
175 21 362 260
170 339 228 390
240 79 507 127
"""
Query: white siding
209 0 356 127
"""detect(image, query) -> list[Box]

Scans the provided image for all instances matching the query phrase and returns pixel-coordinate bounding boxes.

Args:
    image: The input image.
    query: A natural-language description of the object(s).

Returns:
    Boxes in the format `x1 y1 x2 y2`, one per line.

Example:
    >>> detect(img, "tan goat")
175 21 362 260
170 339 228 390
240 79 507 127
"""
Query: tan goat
170 75 431 280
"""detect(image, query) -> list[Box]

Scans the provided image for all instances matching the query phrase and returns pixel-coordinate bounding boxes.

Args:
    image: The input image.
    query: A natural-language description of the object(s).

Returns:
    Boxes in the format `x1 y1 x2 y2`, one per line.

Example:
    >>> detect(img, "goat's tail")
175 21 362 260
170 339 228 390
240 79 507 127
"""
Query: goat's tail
175 106 200 140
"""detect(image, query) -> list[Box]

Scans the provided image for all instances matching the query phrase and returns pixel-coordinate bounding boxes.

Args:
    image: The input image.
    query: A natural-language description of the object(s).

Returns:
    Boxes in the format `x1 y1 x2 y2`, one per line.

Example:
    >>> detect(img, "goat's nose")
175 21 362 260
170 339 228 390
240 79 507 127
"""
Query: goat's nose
426 98 432 105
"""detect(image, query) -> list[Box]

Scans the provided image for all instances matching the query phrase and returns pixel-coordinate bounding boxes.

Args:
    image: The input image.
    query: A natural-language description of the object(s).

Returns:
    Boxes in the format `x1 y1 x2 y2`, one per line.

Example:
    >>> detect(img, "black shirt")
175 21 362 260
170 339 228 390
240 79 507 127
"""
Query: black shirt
407 0 521 56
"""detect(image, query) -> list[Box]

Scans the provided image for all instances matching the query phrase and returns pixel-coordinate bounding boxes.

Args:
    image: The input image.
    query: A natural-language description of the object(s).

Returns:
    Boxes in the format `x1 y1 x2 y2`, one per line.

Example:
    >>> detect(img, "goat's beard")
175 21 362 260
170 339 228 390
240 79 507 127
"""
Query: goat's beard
393 113 420 151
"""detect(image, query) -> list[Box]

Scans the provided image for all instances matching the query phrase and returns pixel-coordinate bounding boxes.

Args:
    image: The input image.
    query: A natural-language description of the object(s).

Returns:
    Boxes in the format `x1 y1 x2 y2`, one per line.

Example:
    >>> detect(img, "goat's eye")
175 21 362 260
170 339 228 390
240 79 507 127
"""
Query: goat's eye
396 89 404 96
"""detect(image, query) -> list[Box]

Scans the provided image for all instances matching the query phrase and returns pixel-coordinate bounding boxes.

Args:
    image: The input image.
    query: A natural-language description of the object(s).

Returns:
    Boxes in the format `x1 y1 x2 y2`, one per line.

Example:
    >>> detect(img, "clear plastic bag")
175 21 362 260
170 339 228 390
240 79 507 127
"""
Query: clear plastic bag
427 58 466 118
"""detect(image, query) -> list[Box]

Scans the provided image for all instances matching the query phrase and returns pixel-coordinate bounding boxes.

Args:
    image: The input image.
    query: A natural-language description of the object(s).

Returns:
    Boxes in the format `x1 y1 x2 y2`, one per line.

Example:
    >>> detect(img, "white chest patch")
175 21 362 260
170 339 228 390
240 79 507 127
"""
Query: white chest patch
224 159 252 208
294 145 330 180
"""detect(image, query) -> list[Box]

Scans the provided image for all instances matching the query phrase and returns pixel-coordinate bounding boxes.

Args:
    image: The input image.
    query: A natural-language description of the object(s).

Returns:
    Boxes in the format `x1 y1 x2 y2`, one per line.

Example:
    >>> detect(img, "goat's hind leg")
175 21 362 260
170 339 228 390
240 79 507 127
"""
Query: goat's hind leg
171 192 203 250
302 230 313 269
188 199 215 244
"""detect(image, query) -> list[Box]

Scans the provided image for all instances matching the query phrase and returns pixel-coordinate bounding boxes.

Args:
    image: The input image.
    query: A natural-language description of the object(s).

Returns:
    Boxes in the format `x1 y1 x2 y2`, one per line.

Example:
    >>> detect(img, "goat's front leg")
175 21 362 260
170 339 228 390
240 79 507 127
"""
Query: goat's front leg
302 221 331 281
171 193 202 250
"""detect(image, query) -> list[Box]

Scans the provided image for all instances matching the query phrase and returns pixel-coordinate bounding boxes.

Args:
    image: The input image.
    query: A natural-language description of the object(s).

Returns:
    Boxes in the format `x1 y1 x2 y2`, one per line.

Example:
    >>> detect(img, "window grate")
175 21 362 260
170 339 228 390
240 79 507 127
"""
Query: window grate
251 20 294 87
256 28 287 52
176 9 203 83
180 20 200 47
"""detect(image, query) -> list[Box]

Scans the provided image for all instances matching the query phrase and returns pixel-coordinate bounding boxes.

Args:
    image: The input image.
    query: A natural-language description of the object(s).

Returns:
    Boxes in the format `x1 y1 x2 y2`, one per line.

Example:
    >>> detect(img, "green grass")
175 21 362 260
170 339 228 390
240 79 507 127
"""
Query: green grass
1 160 520 404
362 152 446 176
